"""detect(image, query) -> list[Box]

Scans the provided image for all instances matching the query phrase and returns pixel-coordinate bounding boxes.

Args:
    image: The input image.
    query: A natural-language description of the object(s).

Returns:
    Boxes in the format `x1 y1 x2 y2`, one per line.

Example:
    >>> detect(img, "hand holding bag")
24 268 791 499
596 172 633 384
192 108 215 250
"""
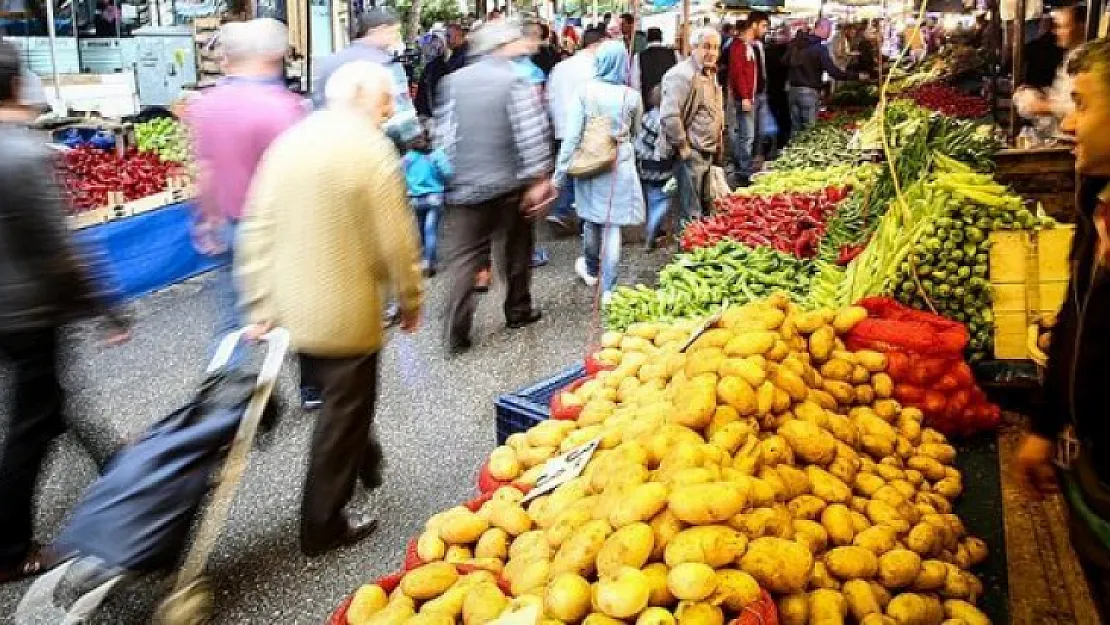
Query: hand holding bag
567 85 618 178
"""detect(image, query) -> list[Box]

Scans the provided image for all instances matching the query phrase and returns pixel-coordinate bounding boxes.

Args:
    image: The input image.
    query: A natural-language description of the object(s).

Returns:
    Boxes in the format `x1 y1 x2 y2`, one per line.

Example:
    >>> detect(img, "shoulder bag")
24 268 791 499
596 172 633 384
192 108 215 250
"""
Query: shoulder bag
567 85 618 179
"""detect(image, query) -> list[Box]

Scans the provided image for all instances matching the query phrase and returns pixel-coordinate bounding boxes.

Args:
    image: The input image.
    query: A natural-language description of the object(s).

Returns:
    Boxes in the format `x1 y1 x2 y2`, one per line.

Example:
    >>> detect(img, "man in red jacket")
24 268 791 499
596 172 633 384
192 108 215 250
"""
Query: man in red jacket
728 11 770 186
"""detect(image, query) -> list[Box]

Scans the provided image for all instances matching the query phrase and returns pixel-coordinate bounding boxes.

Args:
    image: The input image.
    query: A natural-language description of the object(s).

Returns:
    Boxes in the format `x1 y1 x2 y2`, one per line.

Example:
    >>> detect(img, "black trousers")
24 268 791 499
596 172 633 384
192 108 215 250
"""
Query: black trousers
297 352 383 553
441 191 535 345
0 327 65 568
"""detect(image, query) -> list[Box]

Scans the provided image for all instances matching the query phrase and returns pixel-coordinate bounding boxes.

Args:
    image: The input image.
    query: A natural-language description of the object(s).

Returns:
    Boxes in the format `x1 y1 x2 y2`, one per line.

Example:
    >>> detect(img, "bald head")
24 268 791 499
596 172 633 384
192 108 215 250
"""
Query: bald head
814 18 832 40
324 61 395 124
220 18 287 77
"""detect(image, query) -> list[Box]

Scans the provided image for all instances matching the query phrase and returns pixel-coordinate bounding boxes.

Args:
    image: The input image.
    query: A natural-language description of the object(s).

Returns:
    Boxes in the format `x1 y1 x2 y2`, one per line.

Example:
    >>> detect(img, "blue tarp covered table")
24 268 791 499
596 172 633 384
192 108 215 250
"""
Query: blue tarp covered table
73 202 221 302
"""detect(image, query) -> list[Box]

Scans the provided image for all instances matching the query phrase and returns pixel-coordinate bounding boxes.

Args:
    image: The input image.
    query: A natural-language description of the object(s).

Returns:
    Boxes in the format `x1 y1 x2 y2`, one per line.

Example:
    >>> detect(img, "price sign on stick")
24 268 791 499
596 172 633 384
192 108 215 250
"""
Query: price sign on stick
679 304 728 353
521 438 601 504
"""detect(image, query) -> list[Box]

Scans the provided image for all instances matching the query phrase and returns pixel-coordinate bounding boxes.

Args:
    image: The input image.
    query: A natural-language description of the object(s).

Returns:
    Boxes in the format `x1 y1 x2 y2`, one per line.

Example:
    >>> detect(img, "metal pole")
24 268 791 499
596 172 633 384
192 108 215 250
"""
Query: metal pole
1009 0 1024 140
681 0 689 55
45 0 62 103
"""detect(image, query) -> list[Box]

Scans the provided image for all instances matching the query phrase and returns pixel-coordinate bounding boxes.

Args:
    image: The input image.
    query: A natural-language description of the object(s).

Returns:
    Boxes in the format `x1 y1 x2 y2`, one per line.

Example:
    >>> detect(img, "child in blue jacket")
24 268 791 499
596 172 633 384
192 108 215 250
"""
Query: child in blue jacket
403 132 452 276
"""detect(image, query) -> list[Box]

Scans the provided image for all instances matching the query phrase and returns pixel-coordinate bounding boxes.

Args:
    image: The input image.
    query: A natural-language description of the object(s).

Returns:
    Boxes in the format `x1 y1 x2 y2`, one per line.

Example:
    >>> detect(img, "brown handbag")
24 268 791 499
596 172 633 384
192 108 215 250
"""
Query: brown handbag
567 85 618 178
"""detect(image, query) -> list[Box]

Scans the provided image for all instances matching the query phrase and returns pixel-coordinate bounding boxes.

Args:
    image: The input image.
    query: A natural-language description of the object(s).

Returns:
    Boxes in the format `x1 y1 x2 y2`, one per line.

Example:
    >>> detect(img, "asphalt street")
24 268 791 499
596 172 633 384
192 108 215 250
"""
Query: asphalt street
0 236 667 624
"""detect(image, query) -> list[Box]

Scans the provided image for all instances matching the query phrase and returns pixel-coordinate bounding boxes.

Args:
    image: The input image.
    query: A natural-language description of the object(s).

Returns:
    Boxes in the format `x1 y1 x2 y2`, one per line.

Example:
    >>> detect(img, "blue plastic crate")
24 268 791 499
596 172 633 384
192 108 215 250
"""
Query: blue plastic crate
494 364 586 444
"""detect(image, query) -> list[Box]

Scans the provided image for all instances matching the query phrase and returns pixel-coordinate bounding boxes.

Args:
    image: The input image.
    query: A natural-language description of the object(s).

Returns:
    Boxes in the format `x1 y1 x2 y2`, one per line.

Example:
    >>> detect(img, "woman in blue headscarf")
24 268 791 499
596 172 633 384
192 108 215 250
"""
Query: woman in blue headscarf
554 39 645 300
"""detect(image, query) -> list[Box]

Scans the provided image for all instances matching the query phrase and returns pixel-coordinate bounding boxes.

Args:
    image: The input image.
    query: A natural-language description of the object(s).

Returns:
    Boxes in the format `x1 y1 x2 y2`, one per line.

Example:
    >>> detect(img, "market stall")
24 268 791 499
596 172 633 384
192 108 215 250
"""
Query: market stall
61 116 213 301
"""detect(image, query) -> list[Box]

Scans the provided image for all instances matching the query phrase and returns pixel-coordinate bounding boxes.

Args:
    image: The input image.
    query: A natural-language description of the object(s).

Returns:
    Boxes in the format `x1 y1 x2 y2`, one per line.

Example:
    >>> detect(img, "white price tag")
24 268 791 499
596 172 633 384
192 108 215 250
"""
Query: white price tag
521 438 601 504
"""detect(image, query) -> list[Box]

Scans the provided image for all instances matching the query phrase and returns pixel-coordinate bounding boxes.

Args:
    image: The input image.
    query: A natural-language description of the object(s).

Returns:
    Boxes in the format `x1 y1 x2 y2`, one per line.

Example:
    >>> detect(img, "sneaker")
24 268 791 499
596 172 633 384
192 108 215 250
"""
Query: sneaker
531 248 550 268
575 257 599 287
383 302 400 327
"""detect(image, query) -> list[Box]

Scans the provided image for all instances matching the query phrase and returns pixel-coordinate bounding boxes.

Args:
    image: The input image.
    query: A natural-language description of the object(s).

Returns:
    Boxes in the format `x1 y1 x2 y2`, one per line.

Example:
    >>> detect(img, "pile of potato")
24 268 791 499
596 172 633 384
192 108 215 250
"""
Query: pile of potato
348 294 993 625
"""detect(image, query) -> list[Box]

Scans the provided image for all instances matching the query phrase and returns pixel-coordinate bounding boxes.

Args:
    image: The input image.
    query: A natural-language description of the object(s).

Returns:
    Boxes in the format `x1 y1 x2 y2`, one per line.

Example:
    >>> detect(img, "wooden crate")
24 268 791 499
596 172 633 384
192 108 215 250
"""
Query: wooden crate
994 147 1077 223
990 226 1074 359
68 182 196 230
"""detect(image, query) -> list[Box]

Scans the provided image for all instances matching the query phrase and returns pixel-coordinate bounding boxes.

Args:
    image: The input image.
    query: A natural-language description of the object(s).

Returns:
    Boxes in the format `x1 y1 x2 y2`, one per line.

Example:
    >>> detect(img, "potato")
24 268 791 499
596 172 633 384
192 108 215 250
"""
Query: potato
807 466 853 504
912 560 948 592
963 537 989 567
773 367 810 401
490 446 523 481
552 520 612 577
944 600 989 625
792 520 829 554
510 530 552 562
611 482 670 528
825 546 879 580
583 613 626 625
788 494 828 520
642 562 675 607
717 376 758 416
822 504 856 546
853 525 899 556
713 569 761 611
886 593 933 625
508 558 551 596
463 582 508 625
906 522 941 557
364 599 415 625
809 588 848 625
777 464 813 499
843 579 882 621
638 607 677 625
719 357 767 387
833 306 868 333
418 531 448 562
420 582 469 617
878 549 922 589
488 500 533 536
675 601 724 625
810 561 840 590
724 332 777 357
854 350 888 372
440 507 491 544
648 509 684 561
866 500 910 534
664 526 747 568
597 523 654 578
547 508 593 549
595 567 652 619
779 420 837 465
347 584 389 624
668 482 746 525
667 562 718 601
778 593 809 625
709 421 751 455
402 562 459 601
809 326 836 362
672 381 718 429
860 616 897 625
739 537 813 594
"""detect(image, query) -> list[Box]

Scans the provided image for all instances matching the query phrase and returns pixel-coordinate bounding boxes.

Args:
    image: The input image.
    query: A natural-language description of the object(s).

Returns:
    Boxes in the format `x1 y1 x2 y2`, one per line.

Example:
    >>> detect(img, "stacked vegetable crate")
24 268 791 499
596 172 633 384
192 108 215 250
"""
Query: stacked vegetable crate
988 226 1074 359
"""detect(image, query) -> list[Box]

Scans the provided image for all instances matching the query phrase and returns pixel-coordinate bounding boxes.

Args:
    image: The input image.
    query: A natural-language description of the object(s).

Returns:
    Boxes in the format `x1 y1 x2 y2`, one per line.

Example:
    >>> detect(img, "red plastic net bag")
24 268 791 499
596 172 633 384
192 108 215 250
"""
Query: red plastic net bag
846 297 1000 437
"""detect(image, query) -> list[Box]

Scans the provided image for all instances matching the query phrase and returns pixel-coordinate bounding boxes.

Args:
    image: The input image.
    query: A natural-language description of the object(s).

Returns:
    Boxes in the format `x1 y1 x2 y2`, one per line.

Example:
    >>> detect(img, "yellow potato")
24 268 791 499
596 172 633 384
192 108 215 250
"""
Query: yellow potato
807 466 853 504
583 613 625 625
551 520 612 577
445 545 473 563
832 306 869 334
717 376 758 416
596 523 655 578
822 504 856 547
792 519 829 554
842 579 882 621
347 584 389 625
825 546 879 580
667 562 717 601
488 500 533 536
779 593 810 625
724 332 777 357
878 549 923 589
853 525 899 556
668 482 747 525
778 420 837 465
418 531 448 562
594 567 652 619
809 588 848 625
943 600 990 625
664 526 748 569
637 607 677 625
544 573 592 623
738 537 813 594
510 530 552 562
490 446 523 481
712 569 762 611
401 562 459 601
885 593 932 625
610 482 670 528
364 600 416 625
463 582 508 625
641 562 675 607
675 601 724 625
439 507 490 545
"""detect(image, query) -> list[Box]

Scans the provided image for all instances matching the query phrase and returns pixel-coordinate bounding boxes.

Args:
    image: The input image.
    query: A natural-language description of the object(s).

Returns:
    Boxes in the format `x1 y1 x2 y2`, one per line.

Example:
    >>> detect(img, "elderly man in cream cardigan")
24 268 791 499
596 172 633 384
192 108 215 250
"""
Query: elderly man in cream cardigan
236 61 423 557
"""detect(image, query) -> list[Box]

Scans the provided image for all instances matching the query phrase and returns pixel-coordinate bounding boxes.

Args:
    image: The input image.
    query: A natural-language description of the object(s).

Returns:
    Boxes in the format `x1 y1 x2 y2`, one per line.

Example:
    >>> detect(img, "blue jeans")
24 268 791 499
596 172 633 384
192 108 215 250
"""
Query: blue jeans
551 175 575 219
412 193 443 267
208 220 249 367
582 220 622 294
642 181 670 243
789 86 820 133
732 100 756 179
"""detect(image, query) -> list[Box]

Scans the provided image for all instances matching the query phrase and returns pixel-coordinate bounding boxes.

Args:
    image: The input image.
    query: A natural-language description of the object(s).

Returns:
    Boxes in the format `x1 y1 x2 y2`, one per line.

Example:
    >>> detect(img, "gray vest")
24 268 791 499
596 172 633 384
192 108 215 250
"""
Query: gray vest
444 58 523 205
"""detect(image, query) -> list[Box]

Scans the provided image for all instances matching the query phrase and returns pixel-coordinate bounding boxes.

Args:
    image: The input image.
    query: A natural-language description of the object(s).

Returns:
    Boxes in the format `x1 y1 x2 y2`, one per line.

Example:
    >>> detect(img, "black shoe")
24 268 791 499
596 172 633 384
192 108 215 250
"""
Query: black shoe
300 387 323 411
448 336 473 355
507 310 543 329
301 515 379 557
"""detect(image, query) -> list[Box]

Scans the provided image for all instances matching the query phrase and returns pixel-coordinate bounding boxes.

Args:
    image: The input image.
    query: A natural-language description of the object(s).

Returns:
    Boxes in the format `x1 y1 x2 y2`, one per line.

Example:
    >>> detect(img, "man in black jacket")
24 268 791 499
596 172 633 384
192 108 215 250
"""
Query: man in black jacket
785 18 867 131
0 41 129 583
1019 38 1110 614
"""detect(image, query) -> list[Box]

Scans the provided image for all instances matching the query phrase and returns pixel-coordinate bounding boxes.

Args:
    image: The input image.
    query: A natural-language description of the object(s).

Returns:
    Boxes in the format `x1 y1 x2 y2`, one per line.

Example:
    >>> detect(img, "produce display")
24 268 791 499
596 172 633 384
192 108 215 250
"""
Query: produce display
134 117 191 163
771 124 866 172
59 145 182 213
604 242 814 331
362 298 991 625
899 85 990 120
682 187 849 258
738 165 879 197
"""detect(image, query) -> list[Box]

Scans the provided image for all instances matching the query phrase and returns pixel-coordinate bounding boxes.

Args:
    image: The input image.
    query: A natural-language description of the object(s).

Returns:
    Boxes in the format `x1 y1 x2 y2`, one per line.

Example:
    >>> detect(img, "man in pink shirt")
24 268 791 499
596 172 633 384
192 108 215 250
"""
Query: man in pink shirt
188 18 305 352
